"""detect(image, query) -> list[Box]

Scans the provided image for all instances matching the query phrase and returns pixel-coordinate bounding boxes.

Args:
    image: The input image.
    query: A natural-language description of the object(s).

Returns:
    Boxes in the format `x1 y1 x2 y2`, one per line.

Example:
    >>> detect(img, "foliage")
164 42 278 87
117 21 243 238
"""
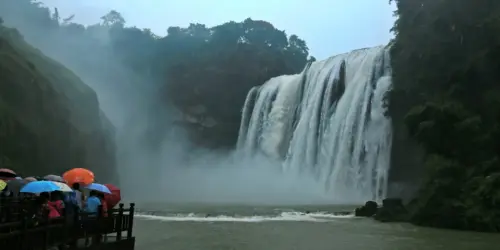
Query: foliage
0 0 312 148
159 19 310 146
389 0 500 231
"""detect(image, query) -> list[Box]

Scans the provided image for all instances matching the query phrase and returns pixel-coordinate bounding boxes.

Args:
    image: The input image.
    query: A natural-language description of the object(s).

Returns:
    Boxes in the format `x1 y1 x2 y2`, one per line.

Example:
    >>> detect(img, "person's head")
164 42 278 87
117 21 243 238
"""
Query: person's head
72 183 80 190
89 190 98 197
1 184 12 197
50 191 63 201
39 192 49 202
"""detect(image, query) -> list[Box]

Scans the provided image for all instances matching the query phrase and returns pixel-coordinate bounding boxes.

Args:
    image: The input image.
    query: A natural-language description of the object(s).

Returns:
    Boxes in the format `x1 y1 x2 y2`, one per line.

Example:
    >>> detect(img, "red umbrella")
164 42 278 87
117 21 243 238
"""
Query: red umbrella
0 168 17 180
103 184 121 208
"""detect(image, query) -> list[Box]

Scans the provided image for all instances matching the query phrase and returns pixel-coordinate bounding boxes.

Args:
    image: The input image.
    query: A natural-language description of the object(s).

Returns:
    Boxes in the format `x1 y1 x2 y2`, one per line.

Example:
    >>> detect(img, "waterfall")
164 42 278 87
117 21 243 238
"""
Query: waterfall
237 46 393 202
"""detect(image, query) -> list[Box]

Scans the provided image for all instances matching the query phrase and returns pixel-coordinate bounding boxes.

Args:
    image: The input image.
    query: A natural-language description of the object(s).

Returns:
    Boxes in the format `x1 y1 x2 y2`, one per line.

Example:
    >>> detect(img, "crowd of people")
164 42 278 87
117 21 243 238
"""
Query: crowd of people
1 183 108 224
0 168 120 225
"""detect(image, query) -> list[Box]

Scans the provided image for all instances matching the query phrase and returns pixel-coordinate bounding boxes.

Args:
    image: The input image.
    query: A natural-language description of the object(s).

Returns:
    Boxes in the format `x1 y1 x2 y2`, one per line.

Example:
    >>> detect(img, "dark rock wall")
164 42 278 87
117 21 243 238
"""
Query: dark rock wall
0 25 116 181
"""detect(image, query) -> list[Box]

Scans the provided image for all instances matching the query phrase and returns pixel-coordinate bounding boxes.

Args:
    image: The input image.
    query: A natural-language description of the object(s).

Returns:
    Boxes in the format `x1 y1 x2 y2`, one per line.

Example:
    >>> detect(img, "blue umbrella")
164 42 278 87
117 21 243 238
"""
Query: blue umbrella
20 180 61 193
85 183 111 194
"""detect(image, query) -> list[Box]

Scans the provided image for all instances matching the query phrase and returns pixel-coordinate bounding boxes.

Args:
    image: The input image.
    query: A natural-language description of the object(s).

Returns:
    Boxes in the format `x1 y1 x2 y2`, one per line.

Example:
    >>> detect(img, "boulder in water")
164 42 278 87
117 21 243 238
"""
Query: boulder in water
374 198 409 222
355 201 378 217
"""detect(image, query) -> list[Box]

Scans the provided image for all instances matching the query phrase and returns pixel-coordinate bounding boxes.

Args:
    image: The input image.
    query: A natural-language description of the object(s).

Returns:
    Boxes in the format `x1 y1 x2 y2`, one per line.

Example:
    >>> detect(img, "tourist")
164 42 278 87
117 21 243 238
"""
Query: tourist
0 186 13 198
49 191 65 217
70 183 84 210
0 168 127 249
84 190 101 217
0 186 13 223
63 184 82 221
37 192 61 220
97 193 108 217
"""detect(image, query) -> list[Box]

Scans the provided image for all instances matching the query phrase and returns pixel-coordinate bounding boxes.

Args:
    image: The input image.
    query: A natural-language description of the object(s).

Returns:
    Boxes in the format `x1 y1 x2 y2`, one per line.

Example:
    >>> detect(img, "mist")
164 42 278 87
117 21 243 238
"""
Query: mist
0 1 337 205
121 125 335 205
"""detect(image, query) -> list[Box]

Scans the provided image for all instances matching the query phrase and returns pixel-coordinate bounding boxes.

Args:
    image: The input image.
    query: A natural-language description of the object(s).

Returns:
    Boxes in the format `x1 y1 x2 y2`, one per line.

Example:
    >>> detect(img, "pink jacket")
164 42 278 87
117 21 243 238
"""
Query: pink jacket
47 201 62 218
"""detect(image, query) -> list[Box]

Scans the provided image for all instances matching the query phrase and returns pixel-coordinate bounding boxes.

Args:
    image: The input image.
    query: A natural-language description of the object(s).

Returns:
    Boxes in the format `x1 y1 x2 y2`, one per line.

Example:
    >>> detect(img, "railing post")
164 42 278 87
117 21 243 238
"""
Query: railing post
96 205 103 244
43 209 49 250
19 207 27 249
127 203 135 239
116 203 124 240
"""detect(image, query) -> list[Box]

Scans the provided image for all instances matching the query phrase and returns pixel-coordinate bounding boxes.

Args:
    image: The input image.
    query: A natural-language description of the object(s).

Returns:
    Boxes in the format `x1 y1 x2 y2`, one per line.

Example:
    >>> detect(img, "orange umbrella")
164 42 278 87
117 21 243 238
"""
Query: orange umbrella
63 168 95 186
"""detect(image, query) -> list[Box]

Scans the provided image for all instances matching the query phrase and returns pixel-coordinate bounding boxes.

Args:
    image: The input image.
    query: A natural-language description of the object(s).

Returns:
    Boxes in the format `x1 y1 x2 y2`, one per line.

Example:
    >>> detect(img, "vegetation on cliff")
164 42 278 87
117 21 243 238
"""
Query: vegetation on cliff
0 0 313 148
389 0 500 231
0 22 116 180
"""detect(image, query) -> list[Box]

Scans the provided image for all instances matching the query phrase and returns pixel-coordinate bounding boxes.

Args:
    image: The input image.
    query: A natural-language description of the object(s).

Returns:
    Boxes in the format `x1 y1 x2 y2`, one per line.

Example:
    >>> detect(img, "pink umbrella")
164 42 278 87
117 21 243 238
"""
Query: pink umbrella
0 168 17 180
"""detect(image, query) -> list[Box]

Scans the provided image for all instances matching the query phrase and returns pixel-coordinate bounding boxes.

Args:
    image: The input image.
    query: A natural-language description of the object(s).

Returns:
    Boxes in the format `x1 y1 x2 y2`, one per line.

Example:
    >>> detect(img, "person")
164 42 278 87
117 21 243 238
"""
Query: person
48 191 65 216
0 185 13 223
97 193 108 217
38 192 60 220
83 191 103 246
70 183 84 210
63 185 82 248
84 191 101 217
64 183 83 222
0 185 13 198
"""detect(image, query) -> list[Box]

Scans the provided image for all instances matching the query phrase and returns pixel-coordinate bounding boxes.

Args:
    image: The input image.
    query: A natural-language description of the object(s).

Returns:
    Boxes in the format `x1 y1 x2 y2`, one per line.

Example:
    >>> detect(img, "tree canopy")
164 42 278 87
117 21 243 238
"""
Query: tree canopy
389 0 500 231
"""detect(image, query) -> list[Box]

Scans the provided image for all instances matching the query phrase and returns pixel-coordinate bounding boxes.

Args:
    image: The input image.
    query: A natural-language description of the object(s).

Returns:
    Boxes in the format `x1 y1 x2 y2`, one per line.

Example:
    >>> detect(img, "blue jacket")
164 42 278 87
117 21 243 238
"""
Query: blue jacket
84 196 101 215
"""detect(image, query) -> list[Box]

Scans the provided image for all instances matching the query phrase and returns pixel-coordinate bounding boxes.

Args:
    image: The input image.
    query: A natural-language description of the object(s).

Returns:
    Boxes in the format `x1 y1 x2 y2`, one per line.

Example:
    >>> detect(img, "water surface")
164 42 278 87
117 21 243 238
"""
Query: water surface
132 204 499 250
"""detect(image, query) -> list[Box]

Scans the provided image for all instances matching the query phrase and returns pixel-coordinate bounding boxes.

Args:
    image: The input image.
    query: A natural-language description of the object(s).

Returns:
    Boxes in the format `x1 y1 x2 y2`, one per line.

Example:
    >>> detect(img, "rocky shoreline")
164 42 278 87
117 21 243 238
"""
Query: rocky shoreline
355 198 409 223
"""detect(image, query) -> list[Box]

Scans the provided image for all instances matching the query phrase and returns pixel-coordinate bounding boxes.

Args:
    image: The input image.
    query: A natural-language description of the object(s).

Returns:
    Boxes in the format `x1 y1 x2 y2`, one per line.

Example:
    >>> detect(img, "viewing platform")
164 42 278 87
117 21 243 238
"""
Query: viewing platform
0 198 136 250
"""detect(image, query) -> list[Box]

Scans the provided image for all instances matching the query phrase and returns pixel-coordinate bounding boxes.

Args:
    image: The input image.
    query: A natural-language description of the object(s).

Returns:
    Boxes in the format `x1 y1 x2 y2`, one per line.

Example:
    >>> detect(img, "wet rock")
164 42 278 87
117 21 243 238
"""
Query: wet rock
335 211 353 216
374 198 409 222
355 201 378 217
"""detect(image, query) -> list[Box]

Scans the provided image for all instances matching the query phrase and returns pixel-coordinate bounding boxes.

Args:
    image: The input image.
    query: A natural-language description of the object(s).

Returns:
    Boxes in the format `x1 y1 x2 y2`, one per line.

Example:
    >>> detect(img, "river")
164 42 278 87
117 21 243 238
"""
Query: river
131 203 499 250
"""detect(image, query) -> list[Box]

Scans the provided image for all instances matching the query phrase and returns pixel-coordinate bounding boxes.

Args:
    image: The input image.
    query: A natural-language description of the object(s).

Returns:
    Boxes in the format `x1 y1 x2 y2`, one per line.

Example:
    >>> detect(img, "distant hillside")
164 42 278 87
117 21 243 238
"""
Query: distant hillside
0 23 116 181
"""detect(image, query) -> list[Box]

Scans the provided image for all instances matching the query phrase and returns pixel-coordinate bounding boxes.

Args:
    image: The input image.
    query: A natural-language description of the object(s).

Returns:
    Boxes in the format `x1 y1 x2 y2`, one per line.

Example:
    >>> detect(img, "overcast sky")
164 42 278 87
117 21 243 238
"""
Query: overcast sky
41 0 395 60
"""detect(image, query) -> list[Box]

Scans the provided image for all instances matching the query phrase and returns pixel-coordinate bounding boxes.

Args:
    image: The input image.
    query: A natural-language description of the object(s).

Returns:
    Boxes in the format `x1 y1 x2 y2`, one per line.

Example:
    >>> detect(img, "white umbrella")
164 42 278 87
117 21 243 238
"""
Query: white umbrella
51 181 73 192
44 174 65 183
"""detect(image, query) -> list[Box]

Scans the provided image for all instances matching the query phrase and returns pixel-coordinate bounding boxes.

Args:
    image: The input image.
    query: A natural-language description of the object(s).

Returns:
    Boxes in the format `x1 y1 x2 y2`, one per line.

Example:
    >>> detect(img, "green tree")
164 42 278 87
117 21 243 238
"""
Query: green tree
158 18 309 147
389 0 500 231
0 2 311 149
101 10 125 27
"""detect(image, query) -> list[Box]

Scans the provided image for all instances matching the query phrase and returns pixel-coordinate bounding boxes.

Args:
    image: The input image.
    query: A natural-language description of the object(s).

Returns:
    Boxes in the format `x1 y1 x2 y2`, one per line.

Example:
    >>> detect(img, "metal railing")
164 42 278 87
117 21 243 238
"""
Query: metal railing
0 198 135 250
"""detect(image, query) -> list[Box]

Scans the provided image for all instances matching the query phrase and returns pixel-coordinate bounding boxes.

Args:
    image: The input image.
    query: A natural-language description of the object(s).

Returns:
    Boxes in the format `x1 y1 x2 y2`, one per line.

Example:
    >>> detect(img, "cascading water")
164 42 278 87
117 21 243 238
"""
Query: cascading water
237 46 393 203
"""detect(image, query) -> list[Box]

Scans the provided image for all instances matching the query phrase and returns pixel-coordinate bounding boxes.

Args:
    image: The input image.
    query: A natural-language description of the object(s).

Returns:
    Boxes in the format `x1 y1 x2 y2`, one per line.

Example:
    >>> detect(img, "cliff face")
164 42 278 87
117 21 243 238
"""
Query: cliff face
0 25 116 181
388 114 424 201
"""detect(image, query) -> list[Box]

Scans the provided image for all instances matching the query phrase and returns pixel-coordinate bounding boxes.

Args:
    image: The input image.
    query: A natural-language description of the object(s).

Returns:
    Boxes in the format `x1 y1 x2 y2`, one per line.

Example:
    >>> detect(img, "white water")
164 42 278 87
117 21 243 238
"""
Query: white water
136 211 354 223
237 46 393 203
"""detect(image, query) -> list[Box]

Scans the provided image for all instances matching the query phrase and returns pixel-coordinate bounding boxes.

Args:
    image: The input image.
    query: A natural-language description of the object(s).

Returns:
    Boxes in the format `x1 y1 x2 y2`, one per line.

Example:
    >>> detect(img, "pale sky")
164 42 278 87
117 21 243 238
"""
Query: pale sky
41 0 396 60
